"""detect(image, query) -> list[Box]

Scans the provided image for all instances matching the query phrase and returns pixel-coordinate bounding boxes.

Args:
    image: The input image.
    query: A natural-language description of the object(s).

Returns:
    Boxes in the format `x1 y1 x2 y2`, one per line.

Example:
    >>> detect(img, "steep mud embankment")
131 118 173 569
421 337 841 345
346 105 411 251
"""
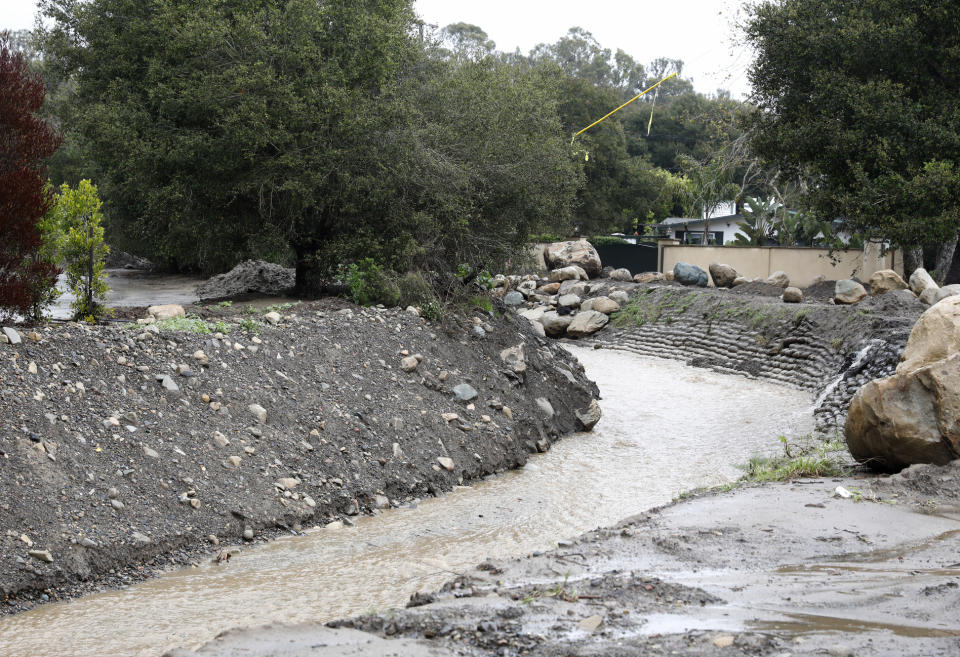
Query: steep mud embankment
581 284 924 431
0 299 598 614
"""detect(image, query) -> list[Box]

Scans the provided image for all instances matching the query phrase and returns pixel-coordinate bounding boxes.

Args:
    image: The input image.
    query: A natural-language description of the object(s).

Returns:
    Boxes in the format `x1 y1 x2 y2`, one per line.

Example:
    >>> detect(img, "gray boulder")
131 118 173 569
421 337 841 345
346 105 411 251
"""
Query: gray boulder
541 311 573 336
674 262 708 287
608 268 633 282
503 291 525 306
566 310 609 337
834 279 868 305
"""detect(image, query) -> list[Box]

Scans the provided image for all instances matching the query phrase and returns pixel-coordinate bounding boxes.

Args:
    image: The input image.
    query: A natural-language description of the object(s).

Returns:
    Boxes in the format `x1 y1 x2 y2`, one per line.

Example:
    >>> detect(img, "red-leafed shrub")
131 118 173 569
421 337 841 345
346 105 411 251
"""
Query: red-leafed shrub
0 31 61 319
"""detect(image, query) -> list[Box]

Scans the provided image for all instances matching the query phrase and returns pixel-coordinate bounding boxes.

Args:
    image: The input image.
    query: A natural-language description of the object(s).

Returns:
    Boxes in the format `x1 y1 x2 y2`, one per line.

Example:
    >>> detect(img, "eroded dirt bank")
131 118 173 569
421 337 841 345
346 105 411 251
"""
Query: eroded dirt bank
175 464 960 657
0 299 598 613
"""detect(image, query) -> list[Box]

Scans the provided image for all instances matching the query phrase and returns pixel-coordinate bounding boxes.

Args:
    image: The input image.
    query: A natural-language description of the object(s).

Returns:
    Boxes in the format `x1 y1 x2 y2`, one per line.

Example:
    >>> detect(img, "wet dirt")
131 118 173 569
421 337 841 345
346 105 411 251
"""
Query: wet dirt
0 346 814 656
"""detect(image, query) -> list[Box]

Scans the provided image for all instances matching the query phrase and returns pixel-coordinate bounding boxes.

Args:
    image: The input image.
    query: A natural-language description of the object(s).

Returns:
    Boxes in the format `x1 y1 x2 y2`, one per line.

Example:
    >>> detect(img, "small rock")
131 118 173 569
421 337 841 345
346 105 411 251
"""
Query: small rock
400 355 419 372
578 615 603 632
242 528 254 541
225 456 242 468
453 383 478 402
2 327 22 345
437 456 455 471
142 445 159 459
713 634 735 648
28 549 53 563
536 397 555 419
248 403 267 423
264 311 281 325
147 304 185 320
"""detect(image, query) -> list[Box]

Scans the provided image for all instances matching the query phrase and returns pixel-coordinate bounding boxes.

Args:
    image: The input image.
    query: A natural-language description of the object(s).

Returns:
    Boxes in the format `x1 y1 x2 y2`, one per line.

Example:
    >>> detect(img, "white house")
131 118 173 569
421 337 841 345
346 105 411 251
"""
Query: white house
652 201 747 245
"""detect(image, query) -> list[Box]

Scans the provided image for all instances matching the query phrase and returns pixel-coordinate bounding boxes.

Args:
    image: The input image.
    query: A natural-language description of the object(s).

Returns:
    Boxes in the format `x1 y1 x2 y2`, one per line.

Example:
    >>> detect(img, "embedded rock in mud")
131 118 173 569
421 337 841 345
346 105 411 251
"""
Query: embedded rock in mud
196 260 295 301
543 240 602 278
846 296 960 471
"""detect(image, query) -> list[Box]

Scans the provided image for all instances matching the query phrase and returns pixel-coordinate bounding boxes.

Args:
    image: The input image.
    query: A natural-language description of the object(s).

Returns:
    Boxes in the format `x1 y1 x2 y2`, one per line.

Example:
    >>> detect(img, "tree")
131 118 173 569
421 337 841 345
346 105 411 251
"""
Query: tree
745 0 960 281
38 1 580 296
0 32 61 318
47 180 110 320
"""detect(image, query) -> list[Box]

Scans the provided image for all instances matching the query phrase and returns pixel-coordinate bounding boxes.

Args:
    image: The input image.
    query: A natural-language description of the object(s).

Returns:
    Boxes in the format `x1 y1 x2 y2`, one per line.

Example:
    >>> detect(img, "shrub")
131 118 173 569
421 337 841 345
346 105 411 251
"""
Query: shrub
587 235 629 246
47 180 110 321
346 258 400 307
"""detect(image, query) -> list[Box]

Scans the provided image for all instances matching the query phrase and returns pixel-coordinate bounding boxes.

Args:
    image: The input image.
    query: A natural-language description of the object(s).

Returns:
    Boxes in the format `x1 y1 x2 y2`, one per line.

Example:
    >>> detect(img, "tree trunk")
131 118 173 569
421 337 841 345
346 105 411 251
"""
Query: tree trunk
932 232 959 285
902 245 924 277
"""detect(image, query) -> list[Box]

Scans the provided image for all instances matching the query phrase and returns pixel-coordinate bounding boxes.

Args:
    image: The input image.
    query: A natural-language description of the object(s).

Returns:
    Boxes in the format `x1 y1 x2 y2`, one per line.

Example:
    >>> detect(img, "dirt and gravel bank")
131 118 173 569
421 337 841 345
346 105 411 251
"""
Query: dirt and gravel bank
0 298 598 614
173 461 960 657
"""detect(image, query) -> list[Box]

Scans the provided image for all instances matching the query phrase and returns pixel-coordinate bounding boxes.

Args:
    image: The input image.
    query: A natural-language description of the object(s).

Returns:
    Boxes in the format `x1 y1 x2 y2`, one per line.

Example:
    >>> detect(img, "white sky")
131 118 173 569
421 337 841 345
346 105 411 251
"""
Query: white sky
2 0 753 97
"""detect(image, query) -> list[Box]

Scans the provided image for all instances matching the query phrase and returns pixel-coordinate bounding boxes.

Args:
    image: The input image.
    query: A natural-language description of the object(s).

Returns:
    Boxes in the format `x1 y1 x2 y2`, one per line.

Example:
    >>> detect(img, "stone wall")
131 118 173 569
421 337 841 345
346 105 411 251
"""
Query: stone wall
579 287 911 433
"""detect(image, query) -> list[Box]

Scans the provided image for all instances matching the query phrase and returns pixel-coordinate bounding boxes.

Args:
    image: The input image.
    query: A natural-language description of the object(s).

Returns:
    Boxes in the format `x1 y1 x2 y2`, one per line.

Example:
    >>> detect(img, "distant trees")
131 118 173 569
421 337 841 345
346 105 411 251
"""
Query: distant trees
0 32 61 318
37 0 581 297
745 0 960 281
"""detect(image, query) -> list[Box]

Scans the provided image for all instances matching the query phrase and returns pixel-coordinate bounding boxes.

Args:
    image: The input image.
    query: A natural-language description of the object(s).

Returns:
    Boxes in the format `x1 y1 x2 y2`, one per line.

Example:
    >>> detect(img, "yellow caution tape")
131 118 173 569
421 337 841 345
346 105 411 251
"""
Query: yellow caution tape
573 72 678 140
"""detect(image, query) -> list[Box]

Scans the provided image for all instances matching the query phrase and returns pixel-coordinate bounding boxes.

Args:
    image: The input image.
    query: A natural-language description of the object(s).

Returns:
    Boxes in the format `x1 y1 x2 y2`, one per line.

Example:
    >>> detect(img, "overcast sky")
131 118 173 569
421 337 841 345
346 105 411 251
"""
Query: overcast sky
3 0 754 97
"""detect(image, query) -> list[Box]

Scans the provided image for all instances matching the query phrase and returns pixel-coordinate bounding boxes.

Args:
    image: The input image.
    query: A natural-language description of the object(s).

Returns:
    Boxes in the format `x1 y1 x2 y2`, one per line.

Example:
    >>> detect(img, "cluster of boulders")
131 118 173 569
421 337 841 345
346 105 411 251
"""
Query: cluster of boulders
493 240 639 339
845 295 960 472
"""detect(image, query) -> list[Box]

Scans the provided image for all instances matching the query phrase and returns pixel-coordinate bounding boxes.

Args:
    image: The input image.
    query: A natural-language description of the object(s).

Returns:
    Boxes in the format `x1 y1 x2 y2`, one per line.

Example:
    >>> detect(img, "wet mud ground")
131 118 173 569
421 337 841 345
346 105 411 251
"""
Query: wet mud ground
173 464 960 657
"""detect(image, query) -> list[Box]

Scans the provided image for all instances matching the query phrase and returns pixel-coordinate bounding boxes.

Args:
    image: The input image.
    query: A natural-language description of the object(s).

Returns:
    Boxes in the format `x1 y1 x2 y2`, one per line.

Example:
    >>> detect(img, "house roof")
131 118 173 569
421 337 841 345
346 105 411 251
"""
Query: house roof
654 214 742 228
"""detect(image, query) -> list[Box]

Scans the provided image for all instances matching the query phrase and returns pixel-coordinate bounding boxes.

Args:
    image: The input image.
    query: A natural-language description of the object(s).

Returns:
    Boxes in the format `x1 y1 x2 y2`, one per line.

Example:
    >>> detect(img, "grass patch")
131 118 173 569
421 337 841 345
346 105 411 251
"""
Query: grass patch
236 318 260 333
153 316 231 334
468 295 493 313
264 301 300 313
743 435 850 483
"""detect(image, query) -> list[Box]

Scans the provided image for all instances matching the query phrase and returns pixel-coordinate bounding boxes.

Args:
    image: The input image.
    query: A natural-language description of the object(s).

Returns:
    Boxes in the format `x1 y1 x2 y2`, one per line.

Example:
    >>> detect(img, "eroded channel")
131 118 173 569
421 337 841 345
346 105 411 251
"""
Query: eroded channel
0 346 814 657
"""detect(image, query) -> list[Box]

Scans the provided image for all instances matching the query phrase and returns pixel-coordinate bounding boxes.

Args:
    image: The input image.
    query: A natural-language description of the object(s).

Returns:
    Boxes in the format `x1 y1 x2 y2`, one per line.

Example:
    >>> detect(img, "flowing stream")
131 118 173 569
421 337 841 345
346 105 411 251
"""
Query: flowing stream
0 346 814 656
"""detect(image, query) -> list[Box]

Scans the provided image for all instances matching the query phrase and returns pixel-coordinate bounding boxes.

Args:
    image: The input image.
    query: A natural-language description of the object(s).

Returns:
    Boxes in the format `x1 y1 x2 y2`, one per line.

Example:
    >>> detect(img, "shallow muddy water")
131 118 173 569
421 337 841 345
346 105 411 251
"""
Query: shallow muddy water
0 346 813 657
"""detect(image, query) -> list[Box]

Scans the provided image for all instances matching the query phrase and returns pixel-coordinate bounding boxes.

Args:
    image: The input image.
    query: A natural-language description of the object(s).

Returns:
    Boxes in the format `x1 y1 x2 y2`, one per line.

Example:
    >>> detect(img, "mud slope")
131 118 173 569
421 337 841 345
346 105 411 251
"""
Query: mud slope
0 299 598 613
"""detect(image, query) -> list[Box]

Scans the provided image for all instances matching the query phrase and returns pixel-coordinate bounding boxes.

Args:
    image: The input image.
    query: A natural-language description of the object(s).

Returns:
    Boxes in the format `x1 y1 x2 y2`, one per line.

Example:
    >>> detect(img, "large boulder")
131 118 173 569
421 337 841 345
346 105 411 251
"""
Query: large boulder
845 353 960 472
933 284 960 305
558 280 588 297
708 263 738 288
673 262 708 287
845 296 960 471
909 268 938 297
868 269 908 295
782 287 803 303
566 310 609 337
580 296 620 314
543 240 602 278
147 304 185 321
834 279 868 305
897 296 960 373
608 268 633 282
633 272 664 284
766 271 790 288
196 260 295 301
557 294 581 309
540 311 573 336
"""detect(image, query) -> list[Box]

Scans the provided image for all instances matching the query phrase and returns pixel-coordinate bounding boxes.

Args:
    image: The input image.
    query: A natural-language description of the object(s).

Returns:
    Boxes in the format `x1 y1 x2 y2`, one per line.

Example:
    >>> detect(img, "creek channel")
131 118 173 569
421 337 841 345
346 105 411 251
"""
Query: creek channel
0 345 814 657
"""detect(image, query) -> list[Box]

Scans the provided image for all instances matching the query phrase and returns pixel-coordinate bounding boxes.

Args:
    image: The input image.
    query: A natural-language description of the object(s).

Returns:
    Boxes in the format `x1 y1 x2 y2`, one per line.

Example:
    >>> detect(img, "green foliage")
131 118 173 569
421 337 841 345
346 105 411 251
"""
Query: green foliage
732 197 776 246
45 180 110 321
468 295 493 313
745 0 960 250
236 318 260 334
347 259 400 307
153 315 229 335
743 436 850 482
586 235 630 246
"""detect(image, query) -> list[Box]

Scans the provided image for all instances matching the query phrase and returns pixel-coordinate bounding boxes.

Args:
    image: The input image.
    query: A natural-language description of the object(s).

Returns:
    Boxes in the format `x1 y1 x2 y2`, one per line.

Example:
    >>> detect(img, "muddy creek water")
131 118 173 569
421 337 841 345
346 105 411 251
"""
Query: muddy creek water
0 346 814 657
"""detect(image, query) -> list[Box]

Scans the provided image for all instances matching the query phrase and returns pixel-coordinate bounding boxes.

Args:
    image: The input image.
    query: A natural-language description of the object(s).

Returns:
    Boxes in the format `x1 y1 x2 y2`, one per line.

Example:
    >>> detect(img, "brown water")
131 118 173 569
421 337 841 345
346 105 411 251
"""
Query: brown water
0 346 813 657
